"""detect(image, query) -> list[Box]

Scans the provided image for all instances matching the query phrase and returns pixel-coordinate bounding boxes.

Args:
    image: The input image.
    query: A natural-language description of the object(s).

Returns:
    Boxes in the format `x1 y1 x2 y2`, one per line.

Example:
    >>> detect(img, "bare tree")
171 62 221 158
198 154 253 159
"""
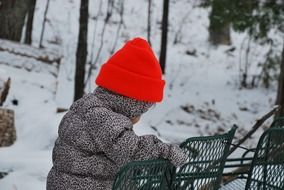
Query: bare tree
0 0 30 41
147 0 152 46
39 0 50 48
74 0 89 101
85 0 114 85
110 0 124 54
24 0 36 44
159 0 170 74
276 42 284 117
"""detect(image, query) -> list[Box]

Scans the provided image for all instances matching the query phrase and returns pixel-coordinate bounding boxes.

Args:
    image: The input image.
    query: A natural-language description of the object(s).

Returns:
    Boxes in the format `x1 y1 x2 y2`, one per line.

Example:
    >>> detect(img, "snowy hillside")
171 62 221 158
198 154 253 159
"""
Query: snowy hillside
0 0 279 189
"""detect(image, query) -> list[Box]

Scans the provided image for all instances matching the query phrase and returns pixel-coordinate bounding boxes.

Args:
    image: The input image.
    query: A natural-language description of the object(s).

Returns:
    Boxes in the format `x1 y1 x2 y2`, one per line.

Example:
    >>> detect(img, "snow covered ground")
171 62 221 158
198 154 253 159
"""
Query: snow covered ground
0 0 280 189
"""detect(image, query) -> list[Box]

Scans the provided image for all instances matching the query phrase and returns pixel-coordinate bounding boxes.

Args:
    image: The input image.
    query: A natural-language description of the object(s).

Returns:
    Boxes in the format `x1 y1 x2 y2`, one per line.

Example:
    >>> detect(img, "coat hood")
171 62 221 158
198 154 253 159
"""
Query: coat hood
70 87 154 118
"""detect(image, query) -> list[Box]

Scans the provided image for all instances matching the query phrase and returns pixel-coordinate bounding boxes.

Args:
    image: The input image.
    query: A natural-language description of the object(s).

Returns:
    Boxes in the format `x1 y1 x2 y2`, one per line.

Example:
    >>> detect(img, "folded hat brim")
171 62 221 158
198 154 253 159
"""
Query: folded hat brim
95 63 165 102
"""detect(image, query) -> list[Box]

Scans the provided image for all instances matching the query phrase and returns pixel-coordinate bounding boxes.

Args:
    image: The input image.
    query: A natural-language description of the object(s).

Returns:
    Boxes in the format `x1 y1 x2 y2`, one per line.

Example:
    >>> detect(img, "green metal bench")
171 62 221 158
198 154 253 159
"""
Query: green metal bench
171 126 237 190
222 127 284 190
112 126 237 190
112 159 173 190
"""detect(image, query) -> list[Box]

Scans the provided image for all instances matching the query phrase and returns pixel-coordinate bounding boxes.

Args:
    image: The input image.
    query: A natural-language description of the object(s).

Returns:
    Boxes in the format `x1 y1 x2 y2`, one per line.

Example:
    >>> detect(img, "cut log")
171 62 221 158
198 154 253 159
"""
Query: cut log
0 51 58 77
0 108 16 147
0 39 62 64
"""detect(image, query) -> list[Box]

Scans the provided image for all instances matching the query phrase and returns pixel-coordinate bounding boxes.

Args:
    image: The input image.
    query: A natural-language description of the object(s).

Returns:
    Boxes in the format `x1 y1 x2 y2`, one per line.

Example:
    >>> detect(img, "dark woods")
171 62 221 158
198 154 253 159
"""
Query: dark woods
0 0 36 43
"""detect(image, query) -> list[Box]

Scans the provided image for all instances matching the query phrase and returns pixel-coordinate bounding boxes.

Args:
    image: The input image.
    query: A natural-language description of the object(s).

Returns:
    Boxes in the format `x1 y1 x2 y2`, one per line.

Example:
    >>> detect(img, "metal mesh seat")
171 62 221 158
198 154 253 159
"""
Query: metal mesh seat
171 126 237 190
220 179 246 190
112 159 173 190
222 128 284 190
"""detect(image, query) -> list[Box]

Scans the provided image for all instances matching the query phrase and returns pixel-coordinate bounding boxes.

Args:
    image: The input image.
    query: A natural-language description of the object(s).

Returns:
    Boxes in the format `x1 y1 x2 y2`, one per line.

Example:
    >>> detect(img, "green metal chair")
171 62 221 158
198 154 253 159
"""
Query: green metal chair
112 159 173 190
222 127 284 190
171 126 237 190
270 116 284 128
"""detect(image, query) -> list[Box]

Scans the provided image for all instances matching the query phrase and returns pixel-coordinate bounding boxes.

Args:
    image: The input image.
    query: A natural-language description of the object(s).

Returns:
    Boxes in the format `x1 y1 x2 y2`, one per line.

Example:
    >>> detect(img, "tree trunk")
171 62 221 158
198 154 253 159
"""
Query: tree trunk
0 78 10 107
209 23 231 46
24 0 36 44
159 0 169 74
147 0 152 46
39 0 50 48
208 0 231 46
276 42 284 117
74 0 89 101
0 0 31 41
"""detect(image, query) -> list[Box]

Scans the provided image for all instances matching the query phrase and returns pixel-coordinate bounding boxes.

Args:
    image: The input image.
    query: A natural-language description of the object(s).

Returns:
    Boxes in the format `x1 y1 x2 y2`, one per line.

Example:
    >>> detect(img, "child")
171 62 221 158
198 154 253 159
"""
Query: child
46 37 187 190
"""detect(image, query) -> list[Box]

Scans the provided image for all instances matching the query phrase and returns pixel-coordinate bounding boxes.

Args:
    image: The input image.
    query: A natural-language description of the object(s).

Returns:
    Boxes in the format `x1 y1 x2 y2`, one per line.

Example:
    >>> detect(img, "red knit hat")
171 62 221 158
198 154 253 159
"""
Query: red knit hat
95 37 165 102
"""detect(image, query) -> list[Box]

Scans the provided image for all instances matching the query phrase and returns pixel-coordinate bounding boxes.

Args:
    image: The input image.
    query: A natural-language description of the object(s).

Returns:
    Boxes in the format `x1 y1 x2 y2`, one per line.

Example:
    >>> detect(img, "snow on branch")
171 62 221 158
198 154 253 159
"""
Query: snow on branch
0 39 62 64
0 39 62 76
229 105 280 156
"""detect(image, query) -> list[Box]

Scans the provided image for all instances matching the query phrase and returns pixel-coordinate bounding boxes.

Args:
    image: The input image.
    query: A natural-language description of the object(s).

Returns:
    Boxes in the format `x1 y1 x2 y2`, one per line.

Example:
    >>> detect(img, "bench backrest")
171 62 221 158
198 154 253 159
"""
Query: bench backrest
245 128 284 190
270 116 284 128
171 126 237 190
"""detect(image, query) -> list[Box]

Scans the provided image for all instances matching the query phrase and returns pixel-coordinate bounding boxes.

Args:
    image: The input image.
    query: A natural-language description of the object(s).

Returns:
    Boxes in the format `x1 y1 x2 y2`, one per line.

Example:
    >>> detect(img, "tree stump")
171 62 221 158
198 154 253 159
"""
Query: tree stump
0 108 16 147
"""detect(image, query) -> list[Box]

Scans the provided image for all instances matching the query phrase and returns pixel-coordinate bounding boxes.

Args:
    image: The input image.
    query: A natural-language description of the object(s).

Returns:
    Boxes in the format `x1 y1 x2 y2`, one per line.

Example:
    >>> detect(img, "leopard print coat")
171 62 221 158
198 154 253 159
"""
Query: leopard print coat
46 87 187 190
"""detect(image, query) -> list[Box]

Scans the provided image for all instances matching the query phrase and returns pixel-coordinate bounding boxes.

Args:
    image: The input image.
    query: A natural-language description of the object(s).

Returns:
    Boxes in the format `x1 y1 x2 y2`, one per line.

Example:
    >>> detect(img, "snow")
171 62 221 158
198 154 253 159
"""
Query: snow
0 0 280 189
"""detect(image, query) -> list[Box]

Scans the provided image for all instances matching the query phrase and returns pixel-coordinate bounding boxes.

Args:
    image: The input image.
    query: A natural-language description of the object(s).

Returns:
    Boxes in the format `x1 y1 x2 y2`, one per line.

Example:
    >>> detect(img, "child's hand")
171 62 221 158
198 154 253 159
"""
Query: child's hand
168 145 187 167
143 135 187 167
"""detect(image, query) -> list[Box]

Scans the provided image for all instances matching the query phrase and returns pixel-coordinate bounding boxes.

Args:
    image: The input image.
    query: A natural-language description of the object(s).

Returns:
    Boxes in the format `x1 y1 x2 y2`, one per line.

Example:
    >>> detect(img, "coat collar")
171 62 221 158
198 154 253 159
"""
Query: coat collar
92 87 154 118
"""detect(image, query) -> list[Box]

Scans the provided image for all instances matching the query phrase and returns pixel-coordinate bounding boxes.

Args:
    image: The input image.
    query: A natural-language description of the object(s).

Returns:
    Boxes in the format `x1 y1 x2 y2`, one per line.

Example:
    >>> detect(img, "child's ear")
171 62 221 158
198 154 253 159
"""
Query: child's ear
130 116 141 124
